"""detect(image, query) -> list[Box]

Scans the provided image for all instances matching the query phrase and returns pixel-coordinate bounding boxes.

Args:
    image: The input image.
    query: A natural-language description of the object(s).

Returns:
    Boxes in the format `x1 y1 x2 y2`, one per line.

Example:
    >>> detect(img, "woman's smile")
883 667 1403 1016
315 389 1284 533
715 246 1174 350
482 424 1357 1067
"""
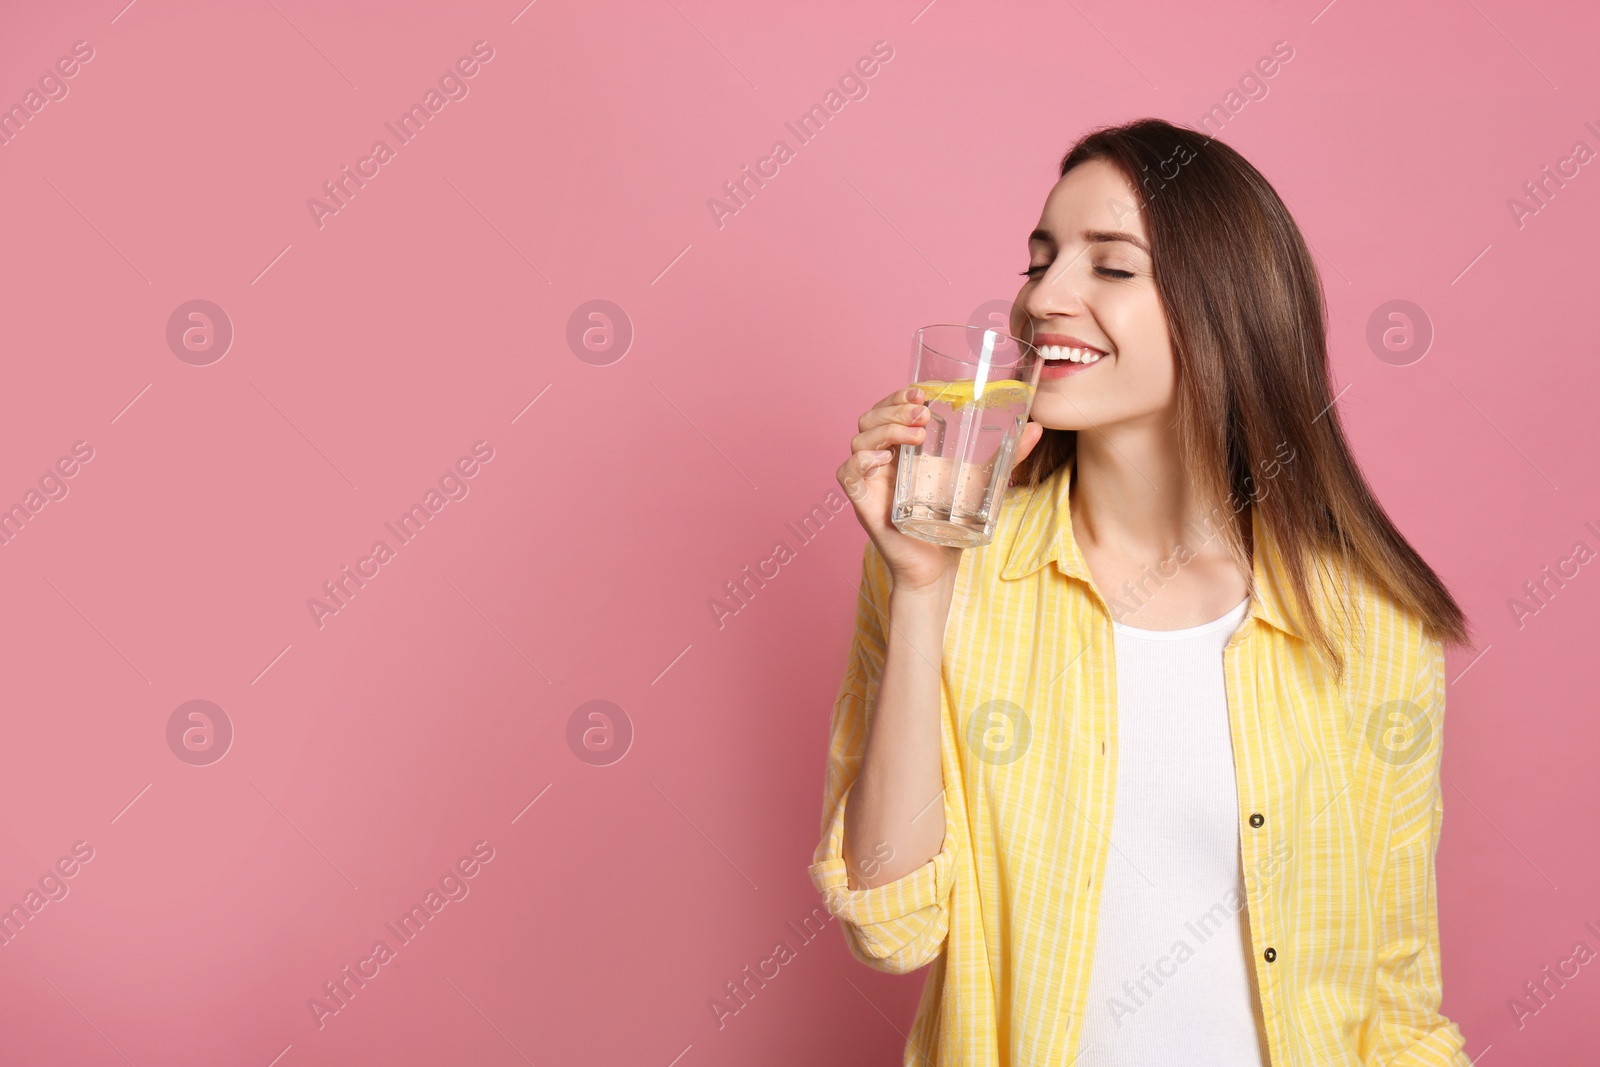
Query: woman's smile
1039 353 1112 381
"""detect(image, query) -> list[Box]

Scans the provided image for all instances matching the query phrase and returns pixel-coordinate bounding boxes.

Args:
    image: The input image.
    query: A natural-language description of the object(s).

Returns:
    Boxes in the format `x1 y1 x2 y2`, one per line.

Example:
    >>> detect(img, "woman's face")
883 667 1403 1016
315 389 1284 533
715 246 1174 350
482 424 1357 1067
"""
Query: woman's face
1011 158 1176 432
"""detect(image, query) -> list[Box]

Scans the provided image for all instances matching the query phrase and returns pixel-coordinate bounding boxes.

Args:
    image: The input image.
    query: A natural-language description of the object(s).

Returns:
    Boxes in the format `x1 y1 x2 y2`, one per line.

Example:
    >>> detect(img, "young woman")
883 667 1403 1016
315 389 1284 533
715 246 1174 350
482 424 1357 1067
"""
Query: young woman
811 118 1476 1066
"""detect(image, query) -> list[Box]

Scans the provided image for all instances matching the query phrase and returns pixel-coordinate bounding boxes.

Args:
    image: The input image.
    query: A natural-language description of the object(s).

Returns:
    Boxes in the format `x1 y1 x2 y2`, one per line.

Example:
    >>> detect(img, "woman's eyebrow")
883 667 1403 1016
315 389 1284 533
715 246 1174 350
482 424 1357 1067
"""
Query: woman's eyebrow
1028 227 1150 255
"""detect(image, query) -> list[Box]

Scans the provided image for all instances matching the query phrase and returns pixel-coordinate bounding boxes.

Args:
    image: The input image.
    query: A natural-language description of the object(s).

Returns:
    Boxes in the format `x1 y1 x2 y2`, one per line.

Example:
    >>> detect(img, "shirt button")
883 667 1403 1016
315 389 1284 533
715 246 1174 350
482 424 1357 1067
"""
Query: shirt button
1249 812 1264 828
1264 947 1277 962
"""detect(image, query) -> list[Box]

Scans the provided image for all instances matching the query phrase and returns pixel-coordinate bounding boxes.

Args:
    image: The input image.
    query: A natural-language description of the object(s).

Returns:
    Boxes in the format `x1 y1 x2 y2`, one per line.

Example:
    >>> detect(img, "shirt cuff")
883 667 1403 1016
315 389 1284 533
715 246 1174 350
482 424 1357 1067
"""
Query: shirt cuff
808 780 957 959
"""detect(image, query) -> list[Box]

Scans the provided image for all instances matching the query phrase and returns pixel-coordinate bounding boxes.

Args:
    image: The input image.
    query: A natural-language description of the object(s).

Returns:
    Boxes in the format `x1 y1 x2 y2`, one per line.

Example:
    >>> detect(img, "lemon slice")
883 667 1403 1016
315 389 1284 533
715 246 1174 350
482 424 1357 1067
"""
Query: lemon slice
911 378 1035 411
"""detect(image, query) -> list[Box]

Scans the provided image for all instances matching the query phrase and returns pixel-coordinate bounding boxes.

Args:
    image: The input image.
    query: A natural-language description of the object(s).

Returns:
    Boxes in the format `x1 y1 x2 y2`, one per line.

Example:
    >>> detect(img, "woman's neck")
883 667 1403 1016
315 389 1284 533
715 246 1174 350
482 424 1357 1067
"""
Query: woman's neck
1069 433 1233 561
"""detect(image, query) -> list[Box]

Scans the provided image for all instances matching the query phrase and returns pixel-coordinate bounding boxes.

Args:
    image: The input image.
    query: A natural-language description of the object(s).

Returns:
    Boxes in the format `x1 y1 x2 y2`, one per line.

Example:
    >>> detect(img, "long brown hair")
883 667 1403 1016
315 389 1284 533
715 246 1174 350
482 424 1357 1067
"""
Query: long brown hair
1009 118 1472 677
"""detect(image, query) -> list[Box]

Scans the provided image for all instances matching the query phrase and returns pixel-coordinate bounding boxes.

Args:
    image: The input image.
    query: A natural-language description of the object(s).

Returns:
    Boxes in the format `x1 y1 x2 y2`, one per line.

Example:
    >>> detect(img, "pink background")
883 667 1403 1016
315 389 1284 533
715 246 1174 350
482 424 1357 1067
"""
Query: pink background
0 0 1596 1063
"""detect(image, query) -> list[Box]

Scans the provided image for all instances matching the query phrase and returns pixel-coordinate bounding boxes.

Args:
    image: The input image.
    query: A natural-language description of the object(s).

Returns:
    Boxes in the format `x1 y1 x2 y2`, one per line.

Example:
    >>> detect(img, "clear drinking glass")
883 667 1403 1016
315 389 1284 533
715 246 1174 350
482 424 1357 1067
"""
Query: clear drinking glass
891 323 1041 548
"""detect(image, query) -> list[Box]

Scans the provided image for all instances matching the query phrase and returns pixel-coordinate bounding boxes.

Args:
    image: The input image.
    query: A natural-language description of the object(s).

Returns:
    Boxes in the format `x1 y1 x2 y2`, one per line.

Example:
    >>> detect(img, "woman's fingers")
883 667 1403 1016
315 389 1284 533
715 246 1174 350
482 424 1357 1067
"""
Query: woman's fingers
854 401 927 454
858 387 924 431
837 446 894 512
839 448 891 479
840 386 925 510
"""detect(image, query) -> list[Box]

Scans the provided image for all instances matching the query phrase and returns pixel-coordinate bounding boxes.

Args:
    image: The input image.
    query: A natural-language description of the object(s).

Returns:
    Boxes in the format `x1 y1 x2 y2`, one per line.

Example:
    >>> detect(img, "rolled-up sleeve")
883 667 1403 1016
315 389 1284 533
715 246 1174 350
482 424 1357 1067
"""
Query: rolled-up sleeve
807 539 958 975
1368 636 1472 1066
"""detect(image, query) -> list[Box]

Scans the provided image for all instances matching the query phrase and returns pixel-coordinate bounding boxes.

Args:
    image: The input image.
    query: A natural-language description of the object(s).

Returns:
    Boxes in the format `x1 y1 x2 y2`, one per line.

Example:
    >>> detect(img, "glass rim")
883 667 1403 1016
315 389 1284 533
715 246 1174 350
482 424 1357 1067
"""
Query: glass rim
914 322 1039 365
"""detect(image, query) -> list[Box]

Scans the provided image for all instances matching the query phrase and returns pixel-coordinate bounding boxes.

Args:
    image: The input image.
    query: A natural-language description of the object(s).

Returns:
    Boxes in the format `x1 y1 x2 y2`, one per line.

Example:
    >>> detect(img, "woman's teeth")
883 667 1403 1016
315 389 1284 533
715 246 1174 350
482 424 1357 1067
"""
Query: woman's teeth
1039 344 1105 364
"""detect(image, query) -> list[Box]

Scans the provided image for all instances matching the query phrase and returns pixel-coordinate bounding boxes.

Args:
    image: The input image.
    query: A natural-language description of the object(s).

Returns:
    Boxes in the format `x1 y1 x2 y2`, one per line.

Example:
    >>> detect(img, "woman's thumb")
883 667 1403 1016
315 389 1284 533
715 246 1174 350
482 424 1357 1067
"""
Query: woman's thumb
1012 420 1044 469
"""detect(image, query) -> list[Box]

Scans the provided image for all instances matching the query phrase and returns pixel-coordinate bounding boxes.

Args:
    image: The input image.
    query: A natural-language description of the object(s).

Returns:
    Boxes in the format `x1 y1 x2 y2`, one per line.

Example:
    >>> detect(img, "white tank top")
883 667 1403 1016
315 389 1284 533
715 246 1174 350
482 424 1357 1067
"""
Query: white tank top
1076 596 1270 1066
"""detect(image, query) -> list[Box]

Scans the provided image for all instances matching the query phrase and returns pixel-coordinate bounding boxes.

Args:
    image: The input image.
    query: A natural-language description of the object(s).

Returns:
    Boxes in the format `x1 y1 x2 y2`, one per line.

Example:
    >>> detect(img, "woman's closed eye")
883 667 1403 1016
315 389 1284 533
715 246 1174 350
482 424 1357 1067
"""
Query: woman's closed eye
1018 265 1137 279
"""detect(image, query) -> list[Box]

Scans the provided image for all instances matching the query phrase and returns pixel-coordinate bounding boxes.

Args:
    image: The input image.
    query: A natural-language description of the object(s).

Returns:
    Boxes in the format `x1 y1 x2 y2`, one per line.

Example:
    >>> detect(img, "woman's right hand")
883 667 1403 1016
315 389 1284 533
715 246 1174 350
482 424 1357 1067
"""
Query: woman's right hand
838 387 1042 593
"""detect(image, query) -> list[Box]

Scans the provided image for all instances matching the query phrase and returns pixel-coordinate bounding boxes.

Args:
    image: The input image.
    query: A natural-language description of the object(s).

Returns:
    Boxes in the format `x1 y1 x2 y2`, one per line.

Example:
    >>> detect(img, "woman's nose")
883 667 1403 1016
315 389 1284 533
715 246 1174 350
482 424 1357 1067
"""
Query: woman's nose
1025 266 1087 319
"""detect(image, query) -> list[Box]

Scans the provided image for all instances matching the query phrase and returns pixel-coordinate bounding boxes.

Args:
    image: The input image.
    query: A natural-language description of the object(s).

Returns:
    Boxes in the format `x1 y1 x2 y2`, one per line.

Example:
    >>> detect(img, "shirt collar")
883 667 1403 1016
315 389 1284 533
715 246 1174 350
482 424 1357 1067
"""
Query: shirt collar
999 452 1308 642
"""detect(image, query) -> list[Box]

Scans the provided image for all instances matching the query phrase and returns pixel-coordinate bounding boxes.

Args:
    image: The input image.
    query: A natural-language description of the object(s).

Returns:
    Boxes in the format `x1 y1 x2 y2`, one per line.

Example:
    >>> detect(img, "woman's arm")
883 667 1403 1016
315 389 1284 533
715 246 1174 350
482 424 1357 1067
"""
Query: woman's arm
808 539 959 975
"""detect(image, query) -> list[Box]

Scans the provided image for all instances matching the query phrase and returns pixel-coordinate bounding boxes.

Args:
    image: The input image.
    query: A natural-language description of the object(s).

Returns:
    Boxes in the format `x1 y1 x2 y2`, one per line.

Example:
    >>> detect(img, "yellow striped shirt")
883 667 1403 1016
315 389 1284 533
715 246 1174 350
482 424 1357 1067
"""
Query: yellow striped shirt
810 453 1471 1066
